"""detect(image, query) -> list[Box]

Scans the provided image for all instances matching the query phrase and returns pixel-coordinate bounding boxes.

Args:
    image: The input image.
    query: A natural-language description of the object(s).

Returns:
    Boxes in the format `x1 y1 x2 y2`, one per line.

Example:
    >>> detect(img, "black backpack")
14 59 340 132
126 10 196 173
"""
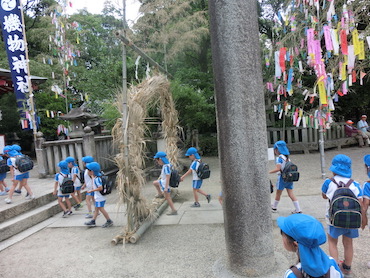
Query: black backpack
169 168 181 188
197 161 211 179
329 178 362 229
60 173 75 194
100 176 113 195
281 159 299 182
15 155 34 173
77 168 85 184
290 265 330 278
0 159 10 173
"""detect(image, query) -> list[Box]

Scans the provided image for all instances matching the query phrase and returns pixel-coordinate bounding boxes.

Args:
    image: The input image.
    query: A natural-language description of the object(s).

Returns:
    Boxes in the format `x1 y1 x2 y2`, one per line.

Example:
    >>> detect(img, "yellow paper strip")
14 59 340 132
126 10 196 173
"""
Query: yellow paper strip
318 81 327 105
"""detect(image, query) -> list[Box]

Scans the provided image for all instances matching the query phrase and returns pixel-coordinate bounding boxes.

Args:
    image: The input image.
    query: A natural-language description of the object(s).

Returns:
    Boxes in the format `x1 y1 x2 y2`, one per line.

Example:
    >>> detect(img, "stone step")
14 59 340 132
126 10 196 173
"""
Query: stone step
0 192 86 242
0 199 63 242
0 193 55 223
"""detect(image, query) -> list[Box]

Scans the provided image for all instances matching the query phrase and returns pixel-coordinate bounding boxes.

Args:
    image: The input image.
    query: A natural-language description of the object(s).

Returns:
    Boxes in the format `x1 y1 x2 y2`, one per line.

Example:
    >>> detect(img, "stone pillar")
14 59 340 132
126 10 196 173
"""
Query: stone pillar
82 126 96 160
208 1 275 276
35 132 47 178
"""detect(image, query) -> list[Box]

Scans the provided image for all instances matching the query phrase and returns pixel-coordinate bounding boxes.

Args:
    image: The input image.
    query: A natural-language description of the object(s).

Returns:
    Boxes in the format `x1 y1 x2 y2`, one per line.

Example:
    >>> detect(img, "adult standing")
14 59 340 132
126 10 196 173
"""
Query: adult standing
357 115 370 144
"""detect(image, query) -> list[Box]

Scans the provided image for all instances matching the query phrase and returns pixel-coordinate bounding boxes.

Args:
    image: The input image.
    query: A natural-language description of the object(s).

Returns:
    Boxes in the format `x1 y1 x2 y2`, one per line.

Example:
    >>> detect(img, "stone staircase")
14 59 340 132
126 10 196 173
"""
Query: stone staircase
0 192 74 242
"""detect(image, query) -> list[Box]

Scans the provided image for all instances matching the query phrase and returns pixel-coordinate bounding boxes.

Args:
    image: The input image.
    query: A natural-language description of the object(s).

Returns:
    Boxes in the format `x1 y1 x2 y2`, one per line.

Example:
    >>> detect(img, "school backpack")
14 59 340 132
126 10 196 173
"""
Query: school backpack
77 168 85 184
169 168 181 188
0 159 10 173
281 159 299 182
100 175 113 195
290 265 330 278
197 161 211 179
15 155 34 173
329 178 362 229
60 174 75 194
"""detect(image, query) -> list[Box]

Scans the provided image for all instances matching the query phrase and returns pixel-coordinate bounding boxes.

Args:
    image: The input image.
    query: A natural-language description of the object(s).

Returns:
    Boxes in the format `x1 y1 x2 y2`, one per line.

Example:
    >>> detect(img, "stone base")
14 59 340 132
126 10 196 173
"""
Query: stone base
213 252 289 277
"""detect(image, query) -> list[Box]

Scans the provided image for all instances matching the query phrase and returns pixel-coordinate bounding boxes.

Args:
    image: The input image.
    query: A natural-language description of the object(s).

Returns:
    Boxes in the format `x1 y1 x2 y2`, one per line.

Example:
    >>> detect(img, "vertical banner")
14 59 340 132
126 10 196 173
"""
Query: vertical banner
0 0 31 129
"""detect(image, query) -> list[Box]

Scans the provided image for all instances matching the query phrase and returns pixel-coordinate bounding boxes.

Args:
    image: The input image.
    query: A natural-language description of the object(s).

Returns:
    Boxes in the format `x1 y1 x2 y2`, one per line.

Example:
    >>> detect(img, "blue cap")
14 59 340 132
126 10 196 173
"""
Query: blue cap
364 155 370 167
3 146 12 153
329 154 352 178
82 156 94 163
277 214 331 277
58 160 69 175
12 144 21 152
185 147 201 159
154 151 169 164
273 141 290 155
65 156 77 166
364 155 370 178
8 150 18 157
86 162 102 177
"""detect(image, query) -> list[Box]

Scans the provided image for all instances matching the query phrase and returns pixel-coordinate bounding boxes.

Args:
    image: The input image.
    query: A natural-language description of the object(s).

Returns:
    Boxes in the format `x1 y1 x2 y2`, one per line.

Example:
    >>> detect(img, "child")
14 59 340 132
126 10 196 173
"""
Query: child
269 141 301 213
84 162 113 228
180 147 211 207
278 213 343 277
5 146 35 204
361 155 370 267
0 151 10 195
153 151 177 215
53 160 73 217
81 156 95 218
321 154 363 277
65 156 83 209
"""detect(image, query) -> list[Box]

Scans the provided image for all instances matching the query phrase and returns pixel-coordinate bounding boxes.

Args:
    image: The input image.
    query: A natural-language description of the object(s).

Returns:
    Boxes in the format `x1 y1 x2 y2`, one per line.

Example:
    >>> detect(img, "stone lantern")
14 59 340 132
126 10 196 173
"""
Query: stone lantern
60 106 98 138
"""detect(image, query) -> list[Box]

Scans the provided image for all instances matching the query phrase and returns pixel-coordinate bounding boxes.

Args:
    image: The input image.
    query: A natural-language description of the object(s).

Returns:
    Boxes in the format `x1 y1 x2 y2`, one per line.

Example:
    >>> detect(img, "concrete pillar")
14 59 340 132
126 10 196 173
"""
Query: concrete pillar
82 126 96 159
35 132 47 178
208 1 275 276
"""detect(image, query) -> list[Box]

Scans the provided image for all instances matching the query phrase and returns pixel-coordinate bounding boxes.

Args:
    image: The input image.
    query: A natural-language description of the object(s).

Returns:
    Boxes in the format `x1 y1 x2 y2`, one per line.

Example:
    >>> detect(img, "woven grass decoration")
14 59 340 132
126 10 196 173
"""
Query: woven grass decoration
112 74 180 242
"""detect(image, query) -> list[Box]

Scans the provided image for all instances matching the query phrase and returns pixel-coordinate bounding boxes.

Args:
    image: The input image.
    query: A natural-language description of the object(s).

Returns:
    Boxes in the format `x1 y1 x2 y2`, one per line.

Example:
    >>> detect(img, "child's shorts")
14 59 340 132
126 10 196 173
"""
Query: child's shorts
192 180 203 189
86 192 94 197
276 176 293 190
159 180 171 193
327 225 359 239
57 194 70 198
0 172 6 181
74 186 82 191
15 172 29 181
95 200 106 207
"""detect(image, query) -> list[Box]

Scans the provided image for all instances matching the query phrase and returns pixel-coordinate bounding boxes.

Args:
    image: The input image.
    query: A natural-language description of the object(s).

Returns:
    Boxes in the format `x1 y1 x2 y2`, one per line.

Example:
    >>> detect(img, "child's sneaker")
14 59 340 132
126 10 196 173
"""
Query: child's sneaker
67 210 73 216
5 187 10 192
14 190 21 194
166 210 178 216
74 203 82 210
102 220 113 228
84 219 96 226
291 210 302 214
206 194 211 203
271 207 277 213
62 211 68 218
339 261 353 277
4 198 12 204
25 194 35 200
191 202 200 208
85 213 93 218
0 191 7 196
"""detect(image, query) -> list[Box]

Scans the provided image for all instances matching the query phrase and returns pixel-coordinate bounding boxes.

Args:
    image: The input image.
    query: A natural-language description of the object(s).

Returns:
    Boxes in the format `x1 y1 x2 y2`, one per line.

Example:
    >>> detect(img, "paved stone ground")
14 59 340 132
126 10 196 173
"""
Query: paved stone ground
0 146 370 277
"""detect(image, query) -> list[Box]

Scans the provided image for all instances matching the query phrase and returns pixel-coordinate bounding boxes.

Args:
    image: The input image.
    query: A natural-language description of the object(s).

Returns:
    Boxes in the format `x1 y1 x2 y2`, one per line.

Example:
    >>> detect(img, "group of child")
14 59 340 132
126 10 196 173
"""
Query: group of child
271 140 370 278
0 144 35 204
152 147 212 216
54 156 113 228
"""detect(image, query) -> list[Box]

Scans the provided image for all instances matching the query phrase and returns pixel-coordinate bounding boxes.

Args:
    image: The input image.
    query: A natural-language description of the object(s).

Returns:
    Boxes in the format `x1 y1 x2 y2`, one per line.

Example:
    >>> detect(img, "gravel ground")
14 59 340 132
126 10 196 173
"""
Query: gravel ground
1 148 370 277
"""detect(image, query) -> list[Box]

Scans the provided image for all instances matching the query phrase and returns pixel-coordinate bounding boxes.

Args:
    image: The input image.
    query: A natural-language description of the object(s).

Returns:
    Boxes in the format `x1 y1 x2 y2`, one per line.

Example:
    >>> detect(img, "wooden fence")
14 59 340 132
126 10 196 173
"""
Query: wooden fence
267 122 357 153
